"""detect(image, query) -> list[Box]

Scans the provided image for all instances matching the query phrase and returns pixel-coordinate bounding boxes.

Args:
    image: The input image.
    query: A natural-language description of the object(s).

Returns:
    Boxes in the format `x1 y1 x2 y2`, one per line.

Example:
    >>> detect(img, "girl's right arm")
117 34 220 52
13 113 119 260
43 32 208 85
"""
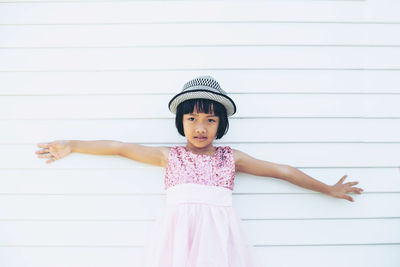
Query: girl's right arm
36 140 170 167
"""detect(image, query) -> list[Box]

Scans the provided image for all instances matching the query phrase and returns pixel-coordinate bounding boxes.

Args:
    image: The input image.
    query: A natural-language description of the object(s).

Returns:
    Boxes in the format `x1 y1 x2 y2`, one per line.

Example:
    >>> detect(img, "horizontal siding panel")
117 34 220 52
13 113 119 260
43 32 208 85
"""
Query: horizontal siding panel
0 247 143 267
0 1 398 24
0 167 397 194
1 219 399 246
0 245 399 267
0 193 397 220
5 143 400 167
1 94 400 119
3 46 400 71
248 218 400 245
254 245 400 267
2 118 400 143
1 70 400 94
2 23 399 47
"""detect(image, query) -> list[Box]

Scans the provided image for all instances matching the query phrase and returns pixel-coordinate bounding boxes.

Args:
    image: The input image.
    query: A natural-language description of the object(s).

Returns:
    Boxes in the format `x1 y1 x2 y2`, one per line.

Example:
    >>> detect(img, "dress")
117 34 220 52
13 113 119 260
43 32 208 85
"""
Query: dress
140 145 258 267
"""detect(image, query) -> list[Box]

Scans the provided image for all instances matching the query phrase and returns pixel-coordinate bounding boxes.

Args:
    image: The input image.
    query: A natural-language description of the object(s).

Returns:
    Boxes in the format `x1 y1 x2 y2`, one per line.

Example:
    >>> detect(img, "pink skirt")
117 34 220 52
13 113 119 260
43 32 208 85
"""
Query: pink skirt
140 183 259 267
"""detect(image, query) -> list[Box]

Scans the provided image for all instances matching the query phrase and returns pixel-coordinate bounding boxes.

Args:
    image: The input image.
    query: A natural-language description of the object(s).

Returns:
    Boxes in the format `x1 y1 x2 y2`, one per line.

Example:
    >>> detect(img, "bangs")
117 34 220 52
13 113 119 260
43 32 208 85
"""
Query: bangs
181 98 218 115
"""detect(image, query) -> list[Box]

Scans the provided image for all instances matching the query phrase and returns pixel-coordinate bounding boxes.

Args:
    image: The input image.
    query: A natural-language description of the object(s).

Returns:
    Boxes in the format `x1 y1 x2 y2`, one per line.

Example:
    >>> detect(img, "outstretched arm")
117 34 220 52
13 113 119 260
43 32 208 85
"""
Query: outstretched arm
36 140 170 168
36 140 122 164
233 149 363 202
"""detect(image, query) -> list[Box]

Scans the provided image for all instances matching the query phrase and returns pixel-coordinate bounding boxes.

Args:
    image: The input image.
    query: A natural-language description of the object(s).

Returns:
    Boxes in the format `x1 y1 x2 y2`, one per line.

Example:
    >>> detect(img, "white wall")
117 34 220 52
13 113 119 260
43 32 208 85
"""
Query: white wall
1 1 399 266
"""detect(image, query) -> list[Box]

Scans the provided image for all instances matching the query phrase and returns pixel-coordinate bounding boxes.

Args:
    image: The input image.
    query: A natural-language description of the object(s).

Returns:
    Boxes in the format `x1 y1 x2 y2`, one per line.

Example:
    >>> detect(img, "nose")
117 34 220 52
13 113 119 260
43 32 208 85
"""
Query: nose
195 124 206 134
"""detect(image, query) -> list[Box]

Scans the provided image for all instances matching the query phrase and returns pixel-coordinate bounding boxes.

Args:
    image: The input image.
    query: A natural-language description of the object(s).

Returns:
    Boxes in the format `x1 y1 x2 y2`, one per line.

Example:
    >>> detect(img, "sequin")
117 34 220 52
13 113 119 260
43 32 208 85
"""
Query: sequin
165 145 236 191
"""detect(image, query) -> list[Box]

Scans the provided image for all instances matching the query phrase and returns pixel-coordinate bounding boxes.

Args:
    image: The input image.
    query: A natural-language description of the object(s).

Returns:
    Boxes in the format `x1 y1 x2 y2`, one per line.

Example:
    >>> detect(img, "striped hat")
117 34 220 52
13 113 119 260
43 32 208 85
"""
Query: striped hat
168 75 237 117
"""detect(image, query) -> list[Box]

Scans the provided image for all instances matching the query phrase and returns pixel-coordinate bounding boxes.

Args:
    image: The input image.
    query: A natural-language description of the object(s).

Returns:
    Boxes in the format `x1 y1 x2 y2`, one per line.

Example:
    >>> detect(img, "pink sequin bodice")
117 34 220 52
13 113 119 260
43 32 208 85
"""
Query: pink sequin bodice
165 145 236 191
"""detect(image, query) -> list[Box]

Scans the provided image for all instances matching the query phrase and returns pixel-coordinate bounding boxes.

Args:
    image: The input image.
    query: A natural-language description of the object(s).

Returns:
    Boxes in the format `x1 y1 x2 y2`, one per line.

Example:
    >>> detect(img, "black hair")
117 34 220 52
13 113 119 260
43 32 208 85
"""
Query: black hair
175 98 229 140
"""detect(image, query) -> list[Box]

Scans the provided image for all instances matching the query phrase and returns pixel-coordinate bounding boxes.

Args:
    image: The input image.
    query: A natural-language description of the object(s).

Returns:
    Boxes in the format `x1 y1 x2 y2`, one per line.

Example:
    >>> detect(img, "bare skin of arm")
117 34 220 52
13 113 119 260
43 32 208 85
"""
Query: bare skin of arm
232 148 363 202
35 140 170 167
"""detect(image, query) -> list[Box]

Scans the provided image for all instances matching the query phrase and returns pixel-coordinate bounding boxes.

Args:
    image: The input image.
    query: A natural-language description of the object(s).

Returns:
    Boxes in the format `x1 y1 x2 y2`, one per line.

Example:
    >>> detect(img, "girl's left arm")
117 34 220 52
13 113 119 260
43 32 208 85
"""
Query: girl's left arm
233 149 364 202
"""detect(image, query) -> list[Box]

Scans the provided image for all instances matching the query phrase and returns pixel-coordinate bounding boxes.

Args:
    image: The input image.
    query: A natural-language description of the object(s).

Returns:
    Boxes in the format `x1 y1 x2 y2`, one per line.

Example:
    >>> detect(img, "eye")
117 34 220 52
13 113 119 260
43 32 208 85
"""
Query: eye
188 117 195 121
208 119 216 122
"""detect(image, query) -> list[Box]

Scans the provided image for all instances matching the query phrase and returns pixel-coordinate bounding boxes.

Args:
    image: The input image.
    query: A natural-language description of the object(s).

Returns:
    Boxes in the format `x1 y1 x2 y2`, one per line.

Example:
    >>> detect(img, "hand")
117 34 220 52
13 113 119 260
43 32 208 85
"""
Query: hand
35 140 72 164
328 175 364 202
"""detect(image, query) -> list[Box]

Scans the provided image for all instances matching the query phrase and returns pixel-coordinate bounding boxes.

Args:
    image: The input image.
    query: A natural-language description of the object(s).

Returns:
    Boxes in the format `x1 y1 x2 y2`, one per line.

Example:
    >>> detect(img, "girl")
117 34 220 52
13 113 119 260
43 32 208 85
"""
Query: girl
35 75 364 267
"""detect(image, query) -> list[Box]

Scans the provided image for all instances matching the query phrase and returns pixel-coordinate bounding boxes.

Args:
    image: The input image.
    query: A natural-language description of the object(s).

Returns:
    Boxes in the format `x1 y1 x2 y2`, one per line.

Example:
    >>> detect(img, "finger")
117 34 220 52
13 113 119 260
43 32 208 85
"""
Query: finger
340 175 348 183
39 153 53 159
348 181 359 185
355 187 364 194
40 153 50 158
335 176 345 185
344 181 358 187
36 148 49 154
339 192 353 202
349 187 360 194
37 143 49 148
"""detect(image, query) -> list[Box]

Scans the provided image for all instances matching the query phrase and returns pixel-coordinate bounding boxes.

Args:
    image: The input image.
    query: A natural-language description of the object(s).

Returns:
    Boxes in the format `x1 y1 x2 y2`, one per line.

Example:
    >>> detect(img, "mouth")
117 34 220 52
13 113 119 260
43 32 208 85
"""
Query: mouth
195 137 207 141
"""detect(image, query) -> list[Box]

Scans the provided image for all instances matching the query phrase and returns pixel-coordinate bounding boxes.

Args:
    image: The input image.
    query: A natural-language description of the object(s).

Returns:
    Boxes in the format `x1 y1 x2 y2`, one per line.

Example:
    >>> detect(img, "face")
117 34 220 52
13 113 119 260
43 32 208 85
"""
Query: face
182 106 220 148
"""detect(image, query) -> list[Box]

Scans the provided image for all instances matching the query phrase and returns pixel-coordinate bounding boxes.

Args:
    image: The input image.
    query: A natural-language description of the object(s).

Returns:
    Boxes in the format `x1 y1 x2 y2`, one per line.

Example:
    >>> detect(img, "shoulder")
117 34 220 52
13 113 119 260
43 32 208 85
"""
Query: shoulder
159 146 174 168
230 147 259 173
220 146 242 168
230 147 258 174
160 146 173 155
160 146 186 167
230 147 243 166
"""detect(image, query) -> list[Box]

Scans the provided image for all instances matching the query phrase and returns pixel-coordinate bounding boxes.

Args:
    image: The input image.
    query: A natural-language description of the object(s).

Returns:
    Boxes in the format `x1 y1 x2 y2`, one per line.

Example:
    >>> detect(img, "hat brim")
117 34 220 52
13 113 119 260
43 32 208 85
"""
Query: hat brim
168 89 236 117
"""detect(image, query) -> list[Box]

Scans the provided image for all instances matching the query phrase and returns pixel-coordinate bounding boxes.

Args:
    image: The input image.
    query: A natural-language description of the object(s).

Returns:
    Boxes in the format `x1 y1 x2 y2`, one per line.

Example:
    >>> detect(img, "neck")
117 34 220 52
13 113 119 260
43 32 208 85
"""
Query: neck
185 143 216 154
